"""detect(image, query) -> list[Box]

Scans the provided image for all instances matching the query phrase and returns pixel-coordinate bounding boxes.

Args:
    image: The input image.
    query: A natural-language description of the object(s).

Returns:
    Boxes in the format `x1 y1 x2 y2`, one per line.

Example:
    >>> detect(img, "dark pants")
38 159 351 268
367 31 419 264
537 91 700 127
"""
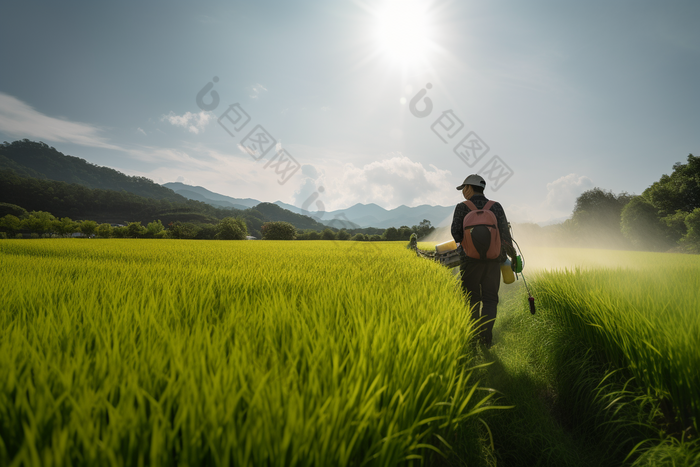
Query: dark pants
460 261 501 346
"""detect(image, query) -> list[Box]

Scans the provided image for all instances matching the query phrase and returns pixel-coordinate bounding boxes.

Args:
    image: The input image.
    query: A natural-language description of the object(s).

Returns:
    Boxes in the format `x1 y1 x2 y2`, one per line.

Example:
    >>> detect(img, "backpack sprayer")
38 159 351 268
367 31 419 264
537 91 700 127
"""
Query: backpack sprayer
408 224 536 314
508 223 536 315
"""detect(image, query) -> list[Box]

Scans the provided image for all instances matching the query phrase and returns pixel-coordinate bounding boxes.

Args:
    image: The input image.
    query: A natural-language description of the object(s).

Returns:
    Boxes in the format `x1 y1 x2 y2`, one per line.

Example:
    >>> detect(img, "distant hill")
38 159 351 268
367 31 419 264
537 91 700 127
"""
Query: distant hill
273 200 454 229
0 140 186 202
168 182 455 229
0 140 333 233
0 168 225 225
164 182 259 209
251 203 328 231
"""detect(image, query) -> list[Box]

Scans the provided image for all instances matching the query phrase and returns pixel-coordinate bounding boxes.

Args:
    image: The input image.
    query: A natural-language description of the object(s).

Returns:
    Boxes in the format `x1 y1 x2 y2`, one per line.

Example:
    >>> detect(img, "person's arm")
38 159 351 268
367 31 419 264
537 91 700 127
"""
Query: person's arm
451 203 468 244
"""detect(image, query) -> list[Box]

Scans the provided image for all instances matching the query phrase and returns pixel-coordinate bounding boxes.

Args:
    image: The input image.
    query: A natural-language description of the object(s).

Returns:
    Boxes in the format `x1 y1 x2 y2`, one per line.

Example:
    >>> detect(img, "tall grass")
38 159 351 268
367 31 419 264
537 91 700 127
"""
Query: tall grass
534 253 700 461
0 239 495 466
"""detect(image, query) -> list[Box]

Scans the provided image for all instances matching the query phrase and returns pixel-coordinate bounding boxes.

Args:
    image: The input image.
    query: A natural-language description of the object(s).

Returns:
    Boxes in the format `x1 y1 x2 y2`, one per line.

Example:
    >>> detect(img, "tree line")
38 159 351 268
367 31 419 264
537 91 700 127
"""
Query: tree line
0 203 436 242
0 169 331 237
514 154 700 253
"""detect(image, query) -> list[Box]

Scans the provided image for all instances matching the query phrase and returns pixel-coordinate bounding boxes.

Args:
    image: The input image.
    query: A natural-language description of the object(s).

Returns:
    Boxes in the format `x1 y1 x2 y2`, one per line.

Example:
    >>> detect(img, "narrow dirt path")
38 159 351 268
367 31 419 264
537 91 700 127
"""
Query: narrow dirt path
470 281 613 467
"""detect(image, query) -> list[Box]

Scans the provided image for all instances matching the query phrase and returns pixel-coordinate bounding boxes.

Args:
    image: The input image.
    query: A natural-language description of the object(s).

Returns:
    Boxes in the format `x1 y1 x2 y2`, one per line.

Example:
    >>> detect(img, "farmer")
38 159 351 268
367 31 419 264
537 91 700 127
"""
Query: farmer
451 174 516 347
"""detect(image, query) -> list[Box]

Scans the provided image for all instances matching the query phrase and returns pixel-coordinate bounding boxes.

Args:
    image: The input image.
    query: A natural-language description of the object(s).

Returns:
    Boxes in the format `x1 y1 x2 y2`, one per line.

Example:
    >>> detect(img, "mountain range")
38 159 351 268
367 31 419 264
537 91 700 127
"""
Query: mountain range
0 139 490 230
164 182 456 229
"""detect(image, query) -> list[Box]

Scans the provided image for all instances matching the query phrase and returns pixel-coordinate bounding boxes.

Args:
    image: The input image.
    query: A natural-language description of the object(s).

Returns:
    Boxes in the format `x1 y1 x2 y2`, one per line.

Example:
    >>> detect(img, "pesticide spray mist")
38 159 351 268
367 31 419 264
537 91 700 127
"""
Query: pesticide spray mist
420 215 455 245
423 201 653 316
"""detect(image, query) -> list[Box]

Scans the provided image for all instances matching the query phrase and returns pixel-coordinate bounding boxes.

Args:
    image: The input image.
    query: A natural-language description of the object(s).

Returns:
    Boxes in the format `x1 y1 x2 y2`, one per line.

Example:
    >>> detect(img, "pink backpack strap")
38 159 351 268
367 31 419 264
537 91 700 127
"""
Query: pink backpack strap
463 200 478 211
483 200 496 210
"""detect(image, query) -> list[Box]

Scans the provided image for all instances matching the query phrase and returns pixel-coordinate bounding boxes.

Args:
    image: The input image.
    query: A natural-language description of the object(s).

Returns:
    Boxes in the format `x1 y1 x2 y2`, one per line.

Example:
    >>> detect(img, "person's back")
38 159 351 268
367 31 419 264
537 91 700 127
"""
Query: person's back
451 174 515 347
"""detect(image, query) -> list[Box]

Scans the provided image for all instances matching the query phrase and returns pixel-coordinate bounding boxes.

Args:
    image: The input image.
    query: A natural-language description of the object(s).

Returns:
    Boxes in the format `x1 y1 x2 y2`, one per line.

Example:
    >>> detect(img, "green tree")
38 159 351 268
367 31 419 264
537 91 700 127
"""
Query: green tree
369 234 382 241
398 226 412 241
570 188 632 248
680 208 700 253
321 228 336 240
195 224 217 240
22 211 55 235
111 226 128 238
620 196 674 251
146 220 165 238
308 231 321 240
382 226 399 241
412 219 434 239
216 217 247 240
644 154 700 216
127 221 146 238
53 217 77 237
262 221 296 240
337 229 351 240
351 233 367 241
96 223 112 238
78 220 98 237
167 222 201 239
662 211 689 242
0 214 21 234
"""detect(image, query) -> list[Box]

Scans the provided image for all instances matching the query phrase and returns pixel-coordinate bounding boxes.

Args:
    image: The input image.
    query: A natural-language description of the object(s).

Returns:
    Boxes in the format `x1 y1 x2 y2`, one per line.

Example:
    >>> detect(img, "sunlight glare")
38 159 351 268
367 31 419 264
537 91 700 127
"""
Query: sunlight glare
375 0 431 67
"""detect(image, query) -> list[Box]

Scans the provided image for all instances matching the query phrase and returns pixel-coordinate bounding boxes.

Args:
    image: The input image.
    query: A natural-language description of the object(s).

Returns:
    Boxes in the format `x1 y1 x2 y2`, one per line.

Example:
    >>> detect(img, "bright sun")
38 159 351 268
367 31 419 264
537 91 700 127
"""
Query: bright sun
374 0 432 67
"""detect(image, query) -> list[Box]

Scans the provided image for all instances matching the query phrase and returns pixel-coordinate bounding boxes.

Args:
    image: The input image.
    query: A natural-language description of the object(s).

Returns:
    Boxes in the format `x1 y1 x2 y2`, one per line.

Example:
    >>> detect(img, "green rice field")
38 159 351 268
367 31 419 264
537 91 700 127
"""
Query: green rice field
532 249 700 463
0 239 495 466
1 240 699 466
525 248 700 433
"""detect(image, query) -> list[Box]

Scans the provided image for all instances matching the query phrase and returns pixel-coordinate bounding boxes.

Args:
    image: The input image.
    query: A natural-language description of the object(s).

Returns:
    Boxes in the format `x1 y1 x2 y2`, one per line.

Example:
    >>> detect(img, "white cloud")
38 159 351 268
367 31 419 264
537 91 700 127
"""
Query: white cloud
300 164 319 179
161 110 213 134
545 173 593 212
0 92 122 150
292 153 455 210
293 176 325 213
118 143 276 200
248 83 268 99
505 173 593 224
137 127 147 136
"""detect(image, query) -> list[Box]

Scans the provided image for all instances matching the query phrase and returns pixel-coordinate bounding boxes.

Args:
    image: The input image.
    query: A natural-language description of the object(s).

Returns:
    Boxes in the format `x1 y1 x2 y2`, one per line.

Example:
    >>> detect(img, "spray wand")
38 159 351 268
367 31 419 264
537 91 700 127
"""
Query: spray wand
509 224 536 315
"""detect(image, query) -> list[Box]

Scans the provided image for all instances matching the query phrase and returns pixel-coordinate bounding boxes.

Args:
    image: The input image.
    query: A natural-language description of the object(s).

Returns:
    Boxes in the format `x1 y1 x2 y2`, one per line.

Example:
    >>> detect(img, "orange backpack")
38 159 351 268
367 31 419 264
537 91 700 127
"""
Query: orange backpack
461 200 501 260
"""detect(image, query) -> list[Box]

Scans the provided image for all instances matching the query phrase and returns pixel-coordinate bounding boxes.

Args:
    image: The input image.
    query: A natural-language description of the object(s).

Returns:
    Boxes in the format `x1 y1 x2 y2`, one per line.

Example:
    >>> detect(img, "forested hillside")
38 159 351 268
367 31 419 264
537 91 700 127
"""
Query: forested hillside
0 169 227 225
0 140 329 234
0 140 184 201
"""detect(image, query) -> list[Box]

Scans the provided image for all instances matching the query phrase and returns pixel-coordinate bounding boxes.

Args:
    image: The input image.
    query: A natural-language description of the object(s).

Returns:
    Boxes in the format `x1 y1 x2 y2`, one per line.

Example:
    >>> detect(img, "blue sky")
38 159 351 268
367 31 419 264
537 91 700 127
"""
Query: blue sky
1 0 698 223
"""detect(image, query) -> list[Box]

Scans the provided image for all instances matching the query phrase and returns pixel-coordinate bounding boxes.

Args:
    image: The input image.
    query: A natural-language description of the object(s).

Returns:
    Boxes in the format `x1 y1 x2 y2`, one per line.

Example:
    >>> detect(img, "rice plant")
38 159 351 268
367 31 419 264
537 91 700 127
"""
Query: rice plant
0 239 497 466
533 252 700 460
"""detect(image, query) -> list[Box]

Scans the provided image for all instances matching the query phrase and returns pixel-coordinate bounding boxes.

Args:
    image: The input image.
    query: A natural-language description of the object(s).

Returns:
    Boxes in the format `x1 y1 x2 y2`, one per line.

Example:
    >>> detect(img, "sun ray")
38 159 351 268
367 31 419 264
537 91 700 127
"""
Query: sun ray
373 0 434 69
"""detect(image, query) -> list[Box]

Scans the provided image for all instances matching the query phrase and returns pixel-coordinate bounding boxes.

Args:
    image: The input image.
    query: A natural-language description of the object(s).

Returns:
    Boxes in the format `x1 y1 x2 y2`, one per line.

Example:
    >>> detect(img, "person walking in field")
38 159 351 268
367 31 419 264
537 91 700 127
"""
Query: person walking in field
451 174 516 347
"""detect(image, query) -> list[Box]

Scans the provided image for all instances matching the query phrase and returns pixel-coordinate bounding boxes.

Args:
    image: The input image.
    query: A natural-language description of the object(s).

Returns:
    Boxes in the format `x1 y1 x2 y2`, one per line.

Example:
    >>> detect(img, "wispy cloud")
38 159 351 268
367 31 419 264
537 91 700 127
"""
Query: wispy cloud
248 83 268 99
136 127 147 136
0 92 122 150
161 110 213 134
